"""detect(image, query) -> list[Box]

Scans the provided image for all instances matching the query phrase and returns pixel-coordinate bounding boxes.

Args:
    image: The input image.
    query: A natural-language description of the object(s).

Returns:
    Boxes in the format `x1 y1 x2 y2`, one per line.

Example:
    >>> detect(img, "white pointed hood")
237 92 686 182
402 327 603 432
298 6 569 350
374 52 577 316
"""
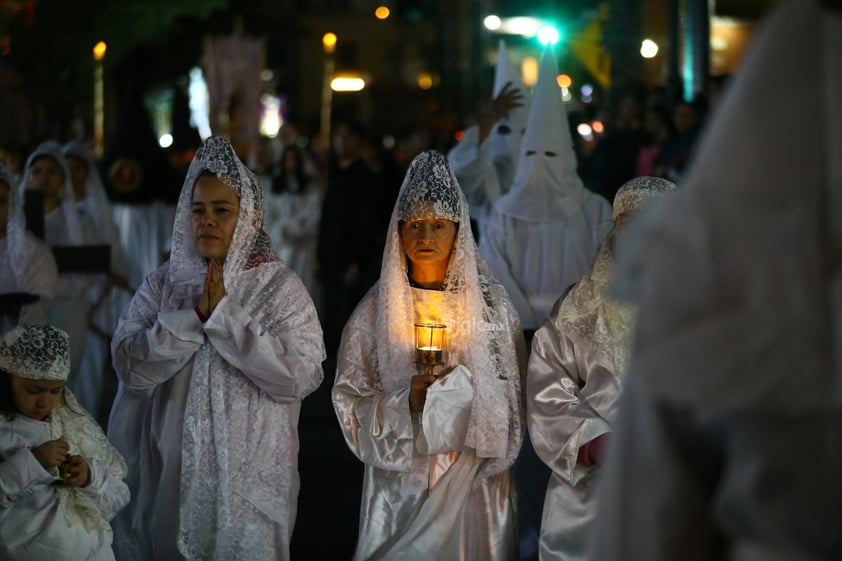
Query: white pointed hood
488 40 531 189
495 47 586 222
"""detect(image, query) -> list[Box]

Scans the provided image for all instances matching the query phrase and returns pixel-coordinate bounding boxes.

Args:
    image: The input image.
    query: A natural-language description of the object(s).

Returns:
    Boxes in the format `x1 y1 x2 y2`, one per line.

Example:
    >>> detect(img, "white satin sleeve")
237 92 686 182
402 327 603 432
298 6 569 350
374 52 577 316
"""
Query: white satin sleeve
81 457 130 521
332 299 415 473
203 291 324 403
447 125 502 210
417 365 474 455
0 446 54 507
527 312 612 486
111 269 205 391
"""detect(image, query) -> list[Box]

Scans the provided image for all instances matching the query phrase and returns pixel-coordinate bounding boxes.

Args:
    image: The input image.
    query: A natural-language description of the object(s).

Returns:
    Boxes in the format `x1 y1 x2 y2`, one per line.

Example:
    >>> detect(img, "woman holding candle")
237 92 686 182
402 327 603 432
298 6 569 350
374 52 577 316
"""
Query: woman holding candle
107 136 325 561
332 150 526 560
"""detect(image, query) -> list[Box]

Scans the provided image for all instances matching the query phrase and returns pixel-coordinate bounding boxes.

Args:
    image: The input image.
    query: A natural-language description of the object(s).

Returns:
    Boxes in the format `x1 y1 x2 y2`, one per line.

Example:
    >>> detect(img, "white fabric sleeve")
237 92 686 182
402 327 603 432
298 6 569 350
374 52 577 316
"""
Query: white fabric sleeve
0 447 54 507
111 272 205 391
80 457 130 521
203 294 323 403
417 365 474 455
526 317 611 486
332 305 415 473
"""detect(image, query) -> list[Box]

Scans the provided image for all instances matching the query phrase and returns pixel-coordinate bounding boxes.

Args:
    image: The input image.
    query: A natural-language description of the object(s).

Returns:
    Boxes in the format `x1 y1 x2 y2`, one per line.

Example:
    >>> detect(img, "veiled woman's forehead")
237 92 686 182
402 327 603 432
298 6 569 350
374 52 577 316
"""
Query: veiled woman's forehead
400 199 451 221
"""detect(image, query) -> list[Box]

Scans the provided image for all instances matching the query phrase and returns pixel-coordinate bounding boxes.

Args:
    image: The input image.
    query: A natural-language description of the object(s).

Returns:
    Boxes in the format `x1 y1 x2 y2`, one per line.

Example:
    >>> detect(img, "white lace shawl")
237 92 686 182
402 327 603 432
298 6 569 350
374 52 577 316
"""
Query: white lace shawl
19 141 85 245
556 177 675 376
375 150 524 468
156 137 323 558
50 390 128 535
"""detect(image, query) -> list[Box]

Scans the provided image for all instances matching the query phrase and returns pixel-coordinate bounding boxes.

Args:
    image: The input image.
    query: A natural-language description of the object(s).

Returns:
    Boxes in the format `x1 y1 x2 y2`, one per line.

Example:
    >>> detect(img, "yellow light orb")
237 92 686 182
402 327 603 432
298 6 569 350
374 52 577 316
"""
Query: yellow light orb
375 6 390 20
322 33 337 53
93 41 107 61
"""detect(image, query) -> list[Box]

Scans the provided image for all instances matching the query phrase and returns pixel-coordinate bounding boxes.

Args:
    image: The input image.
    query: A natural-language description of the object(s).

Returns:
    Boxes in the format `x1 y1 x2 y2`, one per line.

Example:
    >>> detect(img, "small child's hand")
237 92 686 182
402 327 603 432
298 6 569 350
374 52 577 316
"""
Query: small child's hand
32 438 70 471
60 455 91 488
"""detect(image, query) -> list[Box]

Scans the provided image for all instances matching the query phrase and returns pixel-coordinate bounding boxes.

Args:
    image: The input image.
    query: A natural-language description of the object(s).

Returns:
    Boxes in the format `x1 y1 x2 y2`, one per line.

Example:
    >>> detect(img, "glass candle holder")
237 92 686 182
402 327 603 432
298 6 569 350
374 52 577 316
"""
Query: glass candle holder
415 323 447 369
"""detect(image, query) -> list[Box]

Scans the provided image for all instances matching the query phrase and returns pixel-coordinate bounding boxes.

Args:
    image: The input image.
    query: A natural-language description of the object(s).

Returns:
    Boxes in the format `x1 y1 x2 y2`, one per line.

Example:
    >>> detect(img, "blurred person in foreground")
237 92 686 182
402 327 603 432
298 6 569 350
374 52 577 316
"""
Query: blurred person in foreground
590 1 842 560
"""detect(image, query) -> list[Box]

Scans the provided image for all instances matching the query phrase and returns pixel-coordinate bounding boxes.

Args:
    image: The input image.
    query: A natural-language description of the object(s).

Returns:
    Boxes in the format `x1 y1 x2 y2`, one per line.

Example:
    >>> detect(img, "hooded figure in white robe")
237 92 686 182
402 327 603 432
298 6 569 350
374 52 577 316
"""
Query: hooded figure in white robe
590 1 842 560
107 136 325 561
480 48 613 331
0 324 129 561
0 161 57 334
19 142 97 382
526 177 675 561
448 40 530 241
332 150 526 561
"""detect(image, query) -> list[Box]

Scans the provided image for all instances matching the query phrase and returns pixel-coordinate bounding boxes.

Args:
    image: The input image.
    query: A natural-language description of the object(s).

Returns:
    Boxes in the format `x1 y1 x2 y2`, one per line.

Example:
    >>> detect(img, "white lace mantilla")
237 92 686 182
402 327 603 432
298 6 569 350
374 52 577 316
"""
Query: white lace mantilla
376 150 523 471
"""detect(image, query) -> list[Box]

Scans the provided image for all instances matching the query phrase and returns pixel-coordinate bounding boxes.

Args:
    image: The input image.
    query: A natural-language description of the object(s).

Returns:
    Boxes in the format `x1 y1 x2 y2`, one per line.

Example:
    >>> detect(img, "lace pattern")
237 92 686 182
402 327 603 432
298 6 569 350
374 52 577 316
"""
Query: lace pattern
555 177 675 376
0 324 70 381
150 137 321 559
376 151 523 474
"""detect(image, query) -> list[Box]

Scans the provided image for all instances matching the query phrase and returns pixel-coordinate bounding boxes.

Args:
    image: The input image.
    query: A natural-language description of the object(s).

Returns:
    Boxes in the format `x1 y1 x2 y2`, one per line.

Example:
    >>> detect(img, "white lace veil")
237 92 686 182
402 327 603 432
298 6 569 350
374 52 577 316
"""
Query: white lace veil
377 150 522 461
63 140 122 248
167 135 276 293
495 48 587 223
19 141 84 245
0 325 126 535
556 177 675 376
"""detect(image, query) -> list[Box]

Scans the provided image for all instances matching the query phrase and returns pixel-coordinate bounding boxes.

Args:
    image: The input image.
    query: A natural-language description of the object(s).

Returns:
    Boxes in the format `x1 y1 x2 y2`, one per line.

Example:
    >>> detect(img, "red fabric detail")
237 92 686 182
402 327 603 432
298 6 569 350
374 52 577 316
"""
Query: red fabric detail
244 252 276 271
576 434 609 466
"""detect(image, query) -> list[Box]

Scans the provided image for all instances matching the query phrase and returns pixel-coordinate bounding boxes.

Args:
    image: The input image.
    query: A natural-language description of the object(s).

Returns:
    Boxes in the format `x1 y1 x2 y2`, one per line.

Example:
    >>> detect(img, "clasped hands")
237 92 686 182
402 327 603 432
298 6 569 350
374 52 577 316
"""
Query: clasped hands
198 259 227 318
409 365 457 413
32 437 91 487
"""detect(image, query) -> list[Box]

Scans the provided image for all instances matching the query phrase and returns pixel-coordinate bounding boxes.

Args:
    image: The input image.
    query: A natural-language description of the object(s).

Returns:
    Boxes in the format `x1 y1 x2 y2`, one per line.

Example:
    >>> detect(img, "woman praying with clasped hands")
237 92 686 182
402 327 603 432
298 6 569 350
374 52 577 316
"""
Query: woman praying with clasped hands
107 136 325 561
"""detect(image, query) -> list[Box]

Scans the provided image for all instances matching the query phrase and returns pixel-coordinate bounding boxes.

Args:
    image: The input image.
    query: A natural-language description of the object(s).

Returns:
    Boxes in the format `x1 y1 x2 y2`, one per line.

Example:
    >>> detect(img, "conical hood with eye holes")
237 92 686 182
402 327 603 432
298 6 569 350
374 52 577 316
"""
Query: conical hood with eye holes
494 47 586 222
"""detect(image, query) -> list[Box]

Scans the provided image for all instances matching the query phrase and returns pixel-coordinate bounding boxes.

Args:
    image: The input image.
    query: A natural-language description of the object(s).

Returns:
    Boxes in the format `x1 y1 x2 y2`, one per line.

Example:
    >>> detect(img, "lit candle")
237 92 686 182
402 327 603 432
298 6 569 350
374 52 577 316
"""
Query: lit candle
414 323 447 368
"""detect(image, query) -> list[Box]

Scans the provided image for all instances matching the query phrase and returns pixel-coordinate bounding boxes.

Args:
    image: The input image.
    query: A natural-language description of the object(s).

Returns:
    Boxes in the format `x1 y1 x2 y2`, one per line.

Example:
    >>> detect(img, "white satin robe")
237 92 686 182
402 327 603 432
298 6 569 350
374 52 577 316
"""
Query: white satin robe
526 298 621 561
333 286 523 561
480 193 612 330
0 415 128 561
108 261 324 561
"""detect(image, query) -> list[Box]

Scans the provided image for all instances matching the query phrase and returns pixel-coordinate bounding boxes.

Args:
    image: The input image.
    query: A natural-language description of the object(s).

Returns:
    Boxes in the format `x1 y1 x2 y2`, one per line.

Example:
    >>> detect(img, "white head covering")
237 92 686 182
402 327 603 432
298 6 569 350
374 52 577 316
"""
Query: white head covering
19 141 85 245
488 40 531 184
63 140 122 246
168 135 276 294
556 177 675 376
495 47 586 222
0 323 128 535
614 0 842 412
0 324 70 381
376 151 522 465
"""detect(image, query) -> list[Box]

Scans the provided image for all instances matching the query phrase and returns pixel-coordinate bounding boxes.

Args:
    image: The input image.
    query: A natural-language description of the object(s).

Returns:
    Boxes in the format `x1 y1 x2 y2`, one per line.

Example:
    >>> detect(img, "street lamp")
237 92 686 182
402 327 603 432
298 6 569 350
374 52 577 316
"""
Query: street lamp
92 41 106 158
320 33 337 150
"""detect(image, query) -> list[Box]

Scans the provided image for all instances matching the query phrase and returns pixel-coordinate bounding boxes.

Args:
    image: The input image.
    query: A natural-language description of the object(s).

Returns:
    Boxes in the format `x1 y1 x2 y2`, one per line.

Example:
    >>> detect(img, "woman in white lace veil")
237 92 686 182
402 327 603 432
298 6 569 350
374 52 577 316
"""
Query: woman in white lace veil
0 324 129 561
526 176 674 561
0 161 57 333
107 136 325 561
333 150 525 560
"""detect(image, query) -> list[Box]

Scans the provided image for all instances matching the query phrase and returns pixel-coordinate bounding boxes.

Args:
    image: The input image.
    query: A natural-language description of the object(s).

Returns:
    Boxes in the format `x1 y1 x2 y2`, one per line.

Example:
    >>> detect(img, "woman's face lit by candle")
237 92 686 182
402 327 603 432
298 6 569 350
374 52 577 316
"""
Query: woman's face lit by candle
399 201 458 285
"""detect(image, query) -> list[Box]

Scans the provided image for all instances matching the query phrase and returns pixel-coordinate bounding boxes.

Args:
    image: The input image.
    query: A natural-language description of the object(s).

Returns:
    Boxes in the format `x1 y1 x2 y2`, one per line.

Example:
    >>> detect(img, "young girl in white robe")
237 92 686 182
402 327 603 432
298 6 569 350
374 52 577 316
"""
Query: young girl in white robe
0 324 129 561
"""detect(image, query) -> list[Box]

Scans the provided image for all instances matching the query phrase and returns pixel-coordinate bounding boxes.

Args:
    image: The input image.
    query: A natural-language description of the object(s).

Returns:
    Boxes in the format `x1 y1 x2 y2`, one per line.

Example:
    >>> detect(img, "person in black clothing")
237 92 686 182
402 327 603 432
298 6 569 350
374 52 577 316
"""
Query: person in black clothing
317 119 381 353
